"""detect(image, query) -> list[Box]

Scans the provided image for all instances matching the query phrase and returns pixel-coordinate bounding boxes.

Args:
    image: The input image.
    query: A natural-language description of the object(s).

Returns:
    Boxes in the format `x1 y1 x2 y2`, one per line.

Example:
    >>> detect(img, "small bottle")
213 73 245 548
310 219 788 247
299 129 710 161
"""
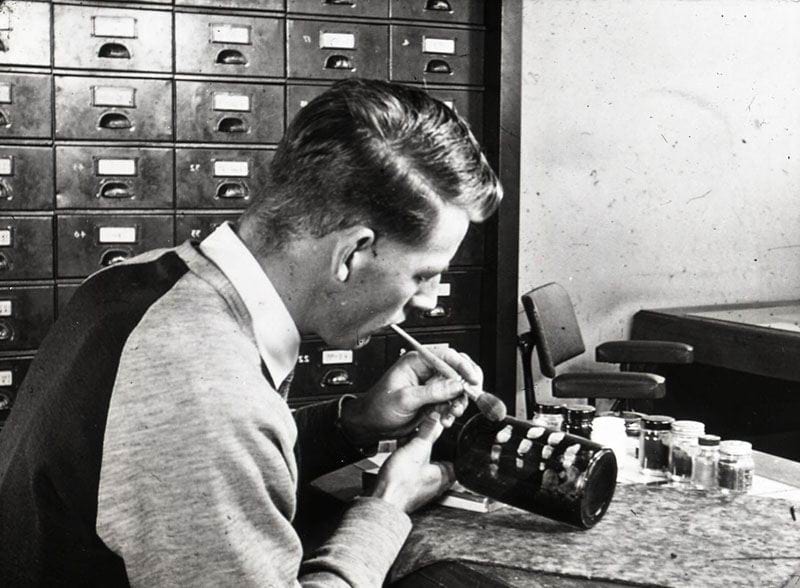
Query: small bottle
718 440 754 495
621 412 644 463
692 434 720 492
592 416 633 479
669 420 705 484
639 415 674 478
532 403 564 431
565 404 595 438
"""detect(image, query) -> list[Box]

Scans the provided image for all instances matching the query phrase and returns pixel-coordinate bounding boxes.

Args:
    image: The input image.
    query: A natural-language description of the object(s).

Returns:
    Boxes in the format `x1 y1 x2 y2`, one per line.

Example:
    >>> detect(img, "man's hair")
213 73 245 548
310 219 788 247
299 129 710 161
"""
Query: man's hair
241 78 502 252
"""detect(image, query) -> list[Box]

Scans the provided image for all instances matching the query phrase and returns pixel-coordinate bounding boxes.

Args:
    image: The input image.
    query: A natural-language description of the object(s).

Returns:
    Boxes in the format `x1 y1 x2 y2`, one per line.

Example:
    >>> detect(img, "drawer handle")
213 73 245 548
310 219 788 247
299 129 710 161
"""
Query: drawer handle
0 180 11 201
98 42 131 60
217 117 249 134
100 249 130 267
98 182 133 200
0 253 9 272
0 321 14 342
325 0 355 4
98 113 132 130
325 55 354 70
0 110 9 128
423 305 449 319
0 392 11 411
216 181 249 200
322 368 353 388
425 59 452 74
216 49 248 66
426 0 452 10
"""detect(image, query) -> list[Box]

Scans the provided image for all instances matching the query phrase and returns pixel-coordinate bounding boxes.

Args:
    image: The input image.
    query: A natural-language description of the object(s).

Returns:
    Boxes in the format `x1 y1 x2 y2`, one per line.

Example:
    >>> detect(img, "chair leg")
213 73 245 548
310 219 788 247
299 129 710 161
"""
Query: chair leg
517 333 537 420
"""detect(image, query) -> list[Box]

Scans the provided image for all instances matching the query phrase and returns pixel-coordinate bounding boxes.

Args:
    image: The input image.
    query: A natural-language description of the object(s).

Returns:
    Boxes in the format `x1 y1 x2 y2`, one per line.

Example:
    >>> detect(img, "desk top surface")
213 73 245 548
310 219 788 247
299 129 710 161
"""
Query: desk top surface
645 299 800 333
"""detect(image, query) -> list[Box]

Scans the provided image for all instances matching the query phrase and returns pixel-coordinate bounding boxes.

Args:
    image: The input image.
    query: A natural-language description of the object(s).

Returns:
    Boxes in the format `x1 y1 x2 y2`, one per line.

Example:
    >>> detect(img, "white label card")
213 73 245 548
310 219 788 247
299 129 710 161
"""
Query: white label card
443 100 454 109
93 86 136 108
0 84 11 104
99 226 137 244
213 93 250 112
211 24 251 45
93 16 137 39
322 350 353 365
97 158 137 176
0 12 11 31
0 300 11 316
319 32 355 50
0 229 11 247
214 160 249 177
423 37 455 55
0 370 11 387
437 283 451 297
0 157 12 176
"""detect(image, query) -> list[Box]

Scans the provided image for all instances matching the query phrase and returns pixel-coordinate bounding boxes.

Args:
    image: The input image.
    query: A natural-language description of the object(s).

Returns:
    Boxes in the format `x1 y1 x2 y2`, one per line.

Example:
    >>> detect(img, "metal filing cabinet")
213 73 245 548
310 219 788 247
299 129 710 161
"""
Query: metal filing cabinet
176 0 283 11
56 147 173 210
390 25 484 85
56 283 81 318
57 214 174 278
389 0 485 25
386 328 481 367
288 0 389 19
54 5 173 73
0 73 52 139
0 286 55 351
0 216 53 280
0 357 31 430
0 147 54 211
0 2 51 68
55 76 173 141
176 148 273 209
175 212 242 243
403 270 482 328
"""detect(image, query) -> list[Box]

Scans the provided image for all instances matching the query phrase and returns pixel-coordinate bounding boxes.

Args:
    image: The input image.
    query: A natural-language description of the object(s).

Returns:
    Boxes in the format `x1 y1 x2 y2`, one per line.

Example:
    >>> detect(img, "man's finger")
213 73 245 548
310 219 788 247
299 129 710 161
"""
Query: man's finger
410 378 465 410
426 461 456 496
429 348 481 386
414 411 445 444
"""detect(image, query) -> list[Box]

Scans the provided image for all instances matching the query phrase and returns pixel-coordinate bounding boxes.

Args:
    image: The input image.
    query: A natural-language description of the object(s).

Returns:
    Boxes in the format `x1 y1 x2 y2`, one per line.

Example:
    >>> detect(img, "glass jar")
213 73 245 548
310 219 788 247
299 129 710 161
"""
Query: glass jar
639 415 674 478
718 440 754 494
622 412 643 463
592 416 635 480
669 420 705 484
453 414 618 528
565 404 595 438
532 403 564 431
692 434 720 492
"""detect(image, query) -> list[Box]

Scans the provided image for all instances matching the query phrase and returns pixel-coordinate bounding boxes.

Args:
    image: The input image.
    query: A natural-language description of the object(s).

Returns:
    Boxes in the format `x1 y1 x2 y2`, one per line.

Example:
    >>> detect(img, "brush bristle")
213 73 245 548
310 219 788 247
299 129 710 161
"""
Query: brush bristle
476 392 507 422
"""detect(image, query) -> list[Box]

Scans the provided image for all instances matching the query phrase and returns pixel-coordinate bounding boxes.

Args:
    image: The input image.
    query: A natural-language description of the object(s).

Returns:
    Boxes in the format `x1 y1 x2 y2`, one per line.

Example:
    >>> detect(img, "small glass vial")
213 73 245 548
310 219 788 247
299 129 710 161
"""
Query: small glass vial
718 440 754 494
669 420 705 484
532 403 564 431
592 416 633 478
692 434 720 492
639 415 674 478
565 404 595 438
622 412 643 463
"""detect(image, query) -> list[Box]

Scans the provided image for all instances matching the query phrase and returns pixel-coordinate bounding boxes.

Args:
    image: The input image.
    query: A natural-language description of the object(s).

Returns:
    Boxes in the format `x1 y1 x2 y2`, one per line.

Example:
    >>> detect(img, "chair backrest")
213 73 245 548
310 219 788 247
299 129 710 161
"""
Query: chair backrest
521 282 585 378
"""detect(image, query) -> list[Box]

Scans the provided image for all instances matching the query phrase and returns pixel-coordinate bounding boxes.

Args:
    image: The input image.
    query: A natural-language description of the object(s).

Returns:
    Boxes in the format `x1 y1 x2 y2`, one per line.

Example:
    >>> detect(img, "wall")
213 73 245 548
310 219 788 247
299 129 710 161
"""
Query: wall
518 0 800 405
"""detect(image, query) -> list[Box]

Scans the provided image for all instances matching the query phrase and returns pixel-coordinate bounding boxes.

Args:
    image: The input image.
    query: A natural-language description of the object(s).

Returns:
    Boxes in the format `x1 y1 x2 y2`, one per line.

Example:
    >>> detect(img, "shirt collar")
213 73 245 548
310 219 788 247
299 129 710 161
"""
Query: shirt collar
199 222 300 390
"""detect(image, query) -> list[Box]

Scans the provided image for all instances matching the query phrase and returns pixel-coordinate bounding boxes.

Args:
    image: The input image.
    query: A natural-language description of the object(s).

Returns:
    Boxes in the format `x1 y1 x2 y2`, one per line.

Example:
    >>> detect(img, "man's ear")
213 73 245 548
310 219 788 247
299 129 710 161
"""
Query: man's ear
331 226 375 283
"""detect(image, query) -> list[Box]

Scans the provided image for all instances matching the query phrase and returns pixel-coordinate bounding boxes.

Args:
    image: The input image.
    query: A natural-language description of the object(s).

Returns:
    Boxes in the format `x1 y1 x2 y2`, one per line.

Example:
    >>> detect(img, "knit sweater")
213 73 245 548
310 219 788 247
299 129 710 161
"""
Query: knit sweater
0 240 411 587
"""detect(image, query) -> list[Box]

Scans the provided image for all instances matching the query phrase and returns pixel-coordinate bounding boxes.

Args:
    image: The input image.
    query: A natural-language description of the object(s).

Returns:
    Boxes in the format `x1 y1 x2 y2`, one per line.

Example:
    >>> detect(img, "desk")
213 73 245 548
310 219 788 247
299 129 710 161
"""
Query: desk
631 300 800 460
311 451 800 587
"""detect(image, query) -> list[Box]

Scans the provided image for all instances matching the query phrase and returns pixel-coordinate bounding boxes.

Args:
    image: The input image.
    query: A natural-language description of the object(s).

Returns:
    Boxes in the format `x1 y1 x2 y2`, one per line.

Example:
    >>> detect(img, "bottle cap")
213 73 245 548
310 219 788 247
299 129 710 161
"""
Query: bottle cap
719 440 752 456
698 434 721 447
671 420 705 434
566 404 595 416
536 403 563 414
642 415 674 430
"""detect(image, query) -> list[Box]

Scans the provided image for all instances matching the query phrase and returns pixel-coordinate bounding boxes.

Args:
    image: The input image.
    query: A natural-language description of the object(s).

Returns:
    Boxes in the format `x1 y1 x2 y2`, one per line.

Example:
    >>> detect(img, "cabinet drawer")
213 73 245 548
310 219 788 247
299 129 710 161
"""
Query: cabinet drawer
54 5 172 73
0 216 53 280
176 148 273 209
0 1 51 67
176 0 283 11
176 81 283 143
57 214 174 278
287 20 387 80
391 25 484 85
176 12 284 77
0 73 52 139
0 147 53 211
175 212 241 243
288 0 388 18
403 270 481 328
386 328 480 366
285 84 328 123
56 283 81 318
426 88 483 141
390 0 484 25
0 286 55 351
0 357 32 429
56 147 173 209
290 336 386 398
55 76 173 141
451 223 482 267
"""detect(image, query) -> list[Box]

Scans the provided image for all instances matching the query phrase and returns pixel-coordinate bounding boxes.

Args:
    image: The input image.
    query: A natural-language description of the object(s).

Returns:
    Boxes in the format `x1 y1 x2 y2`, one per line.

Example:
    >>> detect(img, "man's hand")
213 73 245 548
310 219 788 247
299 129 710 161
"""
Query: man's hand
372 411 455 513
340 348 482 446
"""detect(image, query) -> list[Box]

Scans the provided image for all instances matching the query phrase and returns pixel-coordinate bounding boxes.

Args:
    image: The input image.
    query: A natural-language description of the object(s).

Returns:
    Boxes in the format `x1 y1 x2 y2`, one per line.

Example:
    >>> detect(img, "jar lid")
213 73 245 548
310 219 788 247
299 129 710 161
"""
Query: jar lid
592 415 625 432
671 420 705 434
642 415 674 430
698 434 721 446
566 404 596 416
719 440 752 456
536 403 563 414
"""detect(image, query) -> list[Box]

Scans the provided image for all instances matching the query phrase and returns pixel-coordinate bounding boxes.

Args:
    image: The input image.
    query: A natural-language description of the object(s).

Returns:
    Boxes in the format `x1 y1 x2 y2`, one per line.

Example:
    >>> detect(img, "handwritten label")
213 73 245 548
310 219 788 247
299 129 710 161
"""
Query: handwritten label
0 83 11 104
213 160 249 177
99 226 136 244
93 16 137 38
322 350 353 365
319 32 355 50
0 300 11 316
0 157 12 176
423 37 455 55
211 23 251 45
0 229 11 247
0 12 11 31
0 370 11 386
97 158 137 176
213 93 250 112
437 282 451 297
93 86 136 108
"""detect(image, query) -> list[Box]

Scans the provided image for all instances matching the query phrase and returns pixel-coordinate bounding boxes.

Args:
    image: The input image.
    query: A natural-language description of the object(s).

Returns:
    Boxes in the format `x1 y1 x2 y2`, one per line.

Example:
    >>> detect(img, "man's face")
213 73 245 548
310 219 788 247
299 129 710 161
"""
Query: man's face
319 203 470 349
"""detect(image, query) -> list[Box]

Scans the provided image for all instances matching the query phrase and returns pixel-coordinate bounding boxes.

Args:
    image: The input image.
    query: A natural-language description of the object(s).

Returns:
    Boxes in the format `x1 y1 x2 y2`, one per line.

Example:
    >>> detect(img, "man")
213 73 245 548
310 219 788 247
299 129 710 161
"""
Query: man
0 78 502 586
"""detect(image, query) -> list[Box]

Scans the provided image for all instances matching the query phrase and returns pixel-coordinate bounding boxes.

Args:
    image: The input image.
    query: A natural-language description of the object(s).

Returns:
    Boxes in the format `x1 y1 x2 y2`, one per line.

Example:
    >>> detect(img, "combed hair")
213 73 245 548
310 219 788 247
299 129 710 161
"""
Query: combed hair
242 78 502 252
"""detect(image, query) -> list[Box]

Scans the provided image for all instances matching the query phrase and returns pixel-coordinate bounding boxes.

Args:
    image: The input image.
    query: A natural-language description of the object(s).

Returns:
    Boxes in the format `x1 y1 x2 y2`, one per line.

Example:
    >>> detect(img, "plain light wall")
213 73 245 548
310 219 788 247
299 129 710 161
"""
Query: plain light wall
517 0 800 406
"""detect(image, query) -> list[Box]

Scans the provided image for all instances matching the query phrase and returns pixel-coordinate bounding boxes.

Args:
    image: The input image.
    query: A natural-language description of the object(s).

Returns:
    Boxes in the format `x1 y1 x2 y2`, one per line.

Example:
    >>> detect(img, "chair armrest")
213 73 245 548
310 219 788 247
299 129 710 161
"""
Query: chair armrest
552 372 666 399
595 340 694 365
